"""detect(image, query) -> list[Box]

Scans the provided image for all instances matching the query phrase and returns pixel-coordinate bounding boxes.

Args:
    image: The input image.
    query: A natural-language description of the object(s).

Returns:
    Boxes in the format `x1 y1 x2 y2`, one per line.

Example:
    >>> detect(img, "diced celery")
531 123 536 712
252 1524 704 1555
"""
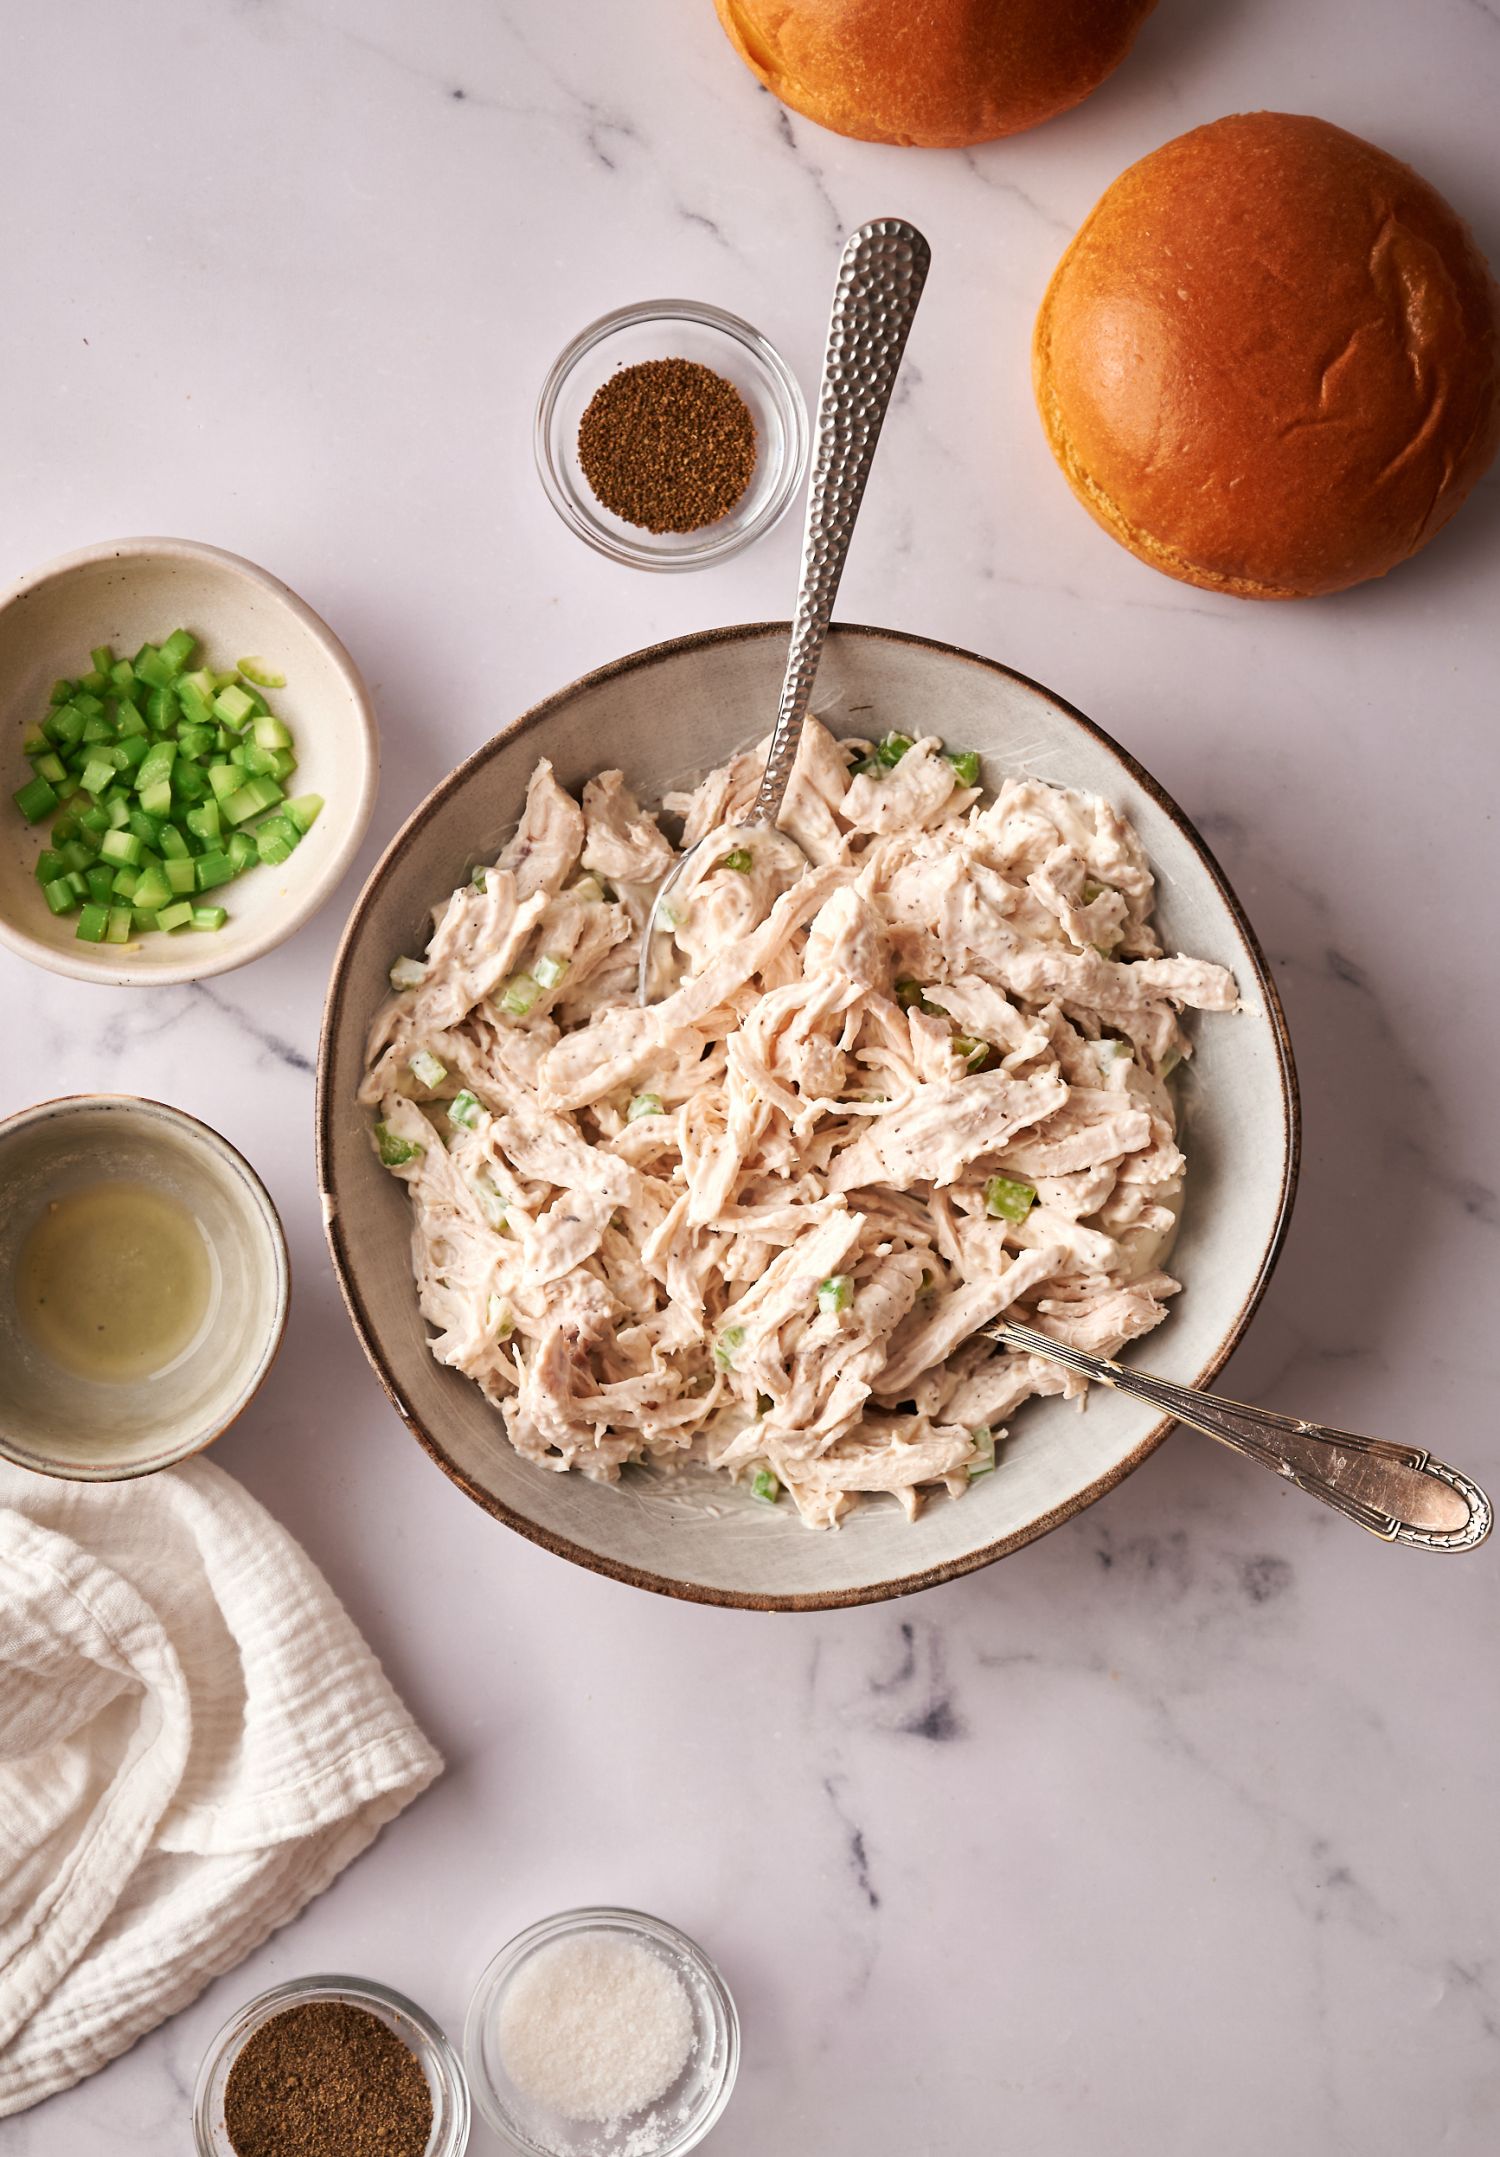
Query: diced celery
388 955 427 991
195 851 236 891
984 1175 1037 1224
213 683 256 726
105 906 133 945
14 774 59 821
75 903 109 942
714 1324 745 1370
716 848 753 873
626 1093 663 1121
533 953 568 990
284 793 323 834
448 1090 483 1130
237 656 287 688
409 1047 447 1089
943 747 981 787
99 828 143 867
375 1123 422 1168
817 1274 853 1316
968 1426 996 1478
497 972 540 1017
877 731 913 767
191 905 228 931
155 900 194 931
750 1467 780 1504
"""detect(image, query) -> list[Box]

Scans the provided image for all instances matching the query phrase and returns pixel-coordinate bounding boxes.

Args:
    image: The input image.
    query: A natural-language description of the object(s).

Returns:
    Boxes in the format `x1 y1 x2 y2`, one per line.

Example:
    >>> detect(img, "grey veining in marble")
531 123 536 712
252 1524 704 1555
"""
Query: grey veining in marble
2 1 1499 2151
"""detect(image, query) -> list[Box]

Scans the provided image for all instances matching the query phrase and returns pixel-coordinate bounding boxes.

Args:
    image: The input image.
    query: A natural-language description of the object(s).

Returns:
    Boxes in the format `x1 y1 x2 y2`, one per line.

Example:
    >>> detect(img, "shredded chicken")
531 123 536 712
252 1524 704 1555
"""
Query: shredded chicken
360 722 1238 1528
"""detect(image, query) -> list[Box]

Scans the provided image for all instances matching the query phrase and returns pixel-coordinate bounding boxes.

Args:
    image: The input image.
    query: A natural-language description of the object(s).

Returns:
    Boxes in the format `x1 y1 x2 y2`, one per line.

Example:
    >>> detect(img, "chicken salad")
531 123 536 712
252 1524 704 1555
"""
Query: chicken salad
360 720 1238 1529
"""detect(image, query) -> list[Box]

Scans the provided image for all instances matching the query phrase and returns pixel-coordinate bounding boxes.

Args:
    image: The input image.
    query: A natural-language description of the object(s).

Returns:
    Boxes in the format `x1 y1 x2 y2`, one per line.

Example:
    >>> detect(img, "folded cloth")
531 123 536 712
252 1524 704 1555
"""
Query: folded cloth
0 1456 442 2117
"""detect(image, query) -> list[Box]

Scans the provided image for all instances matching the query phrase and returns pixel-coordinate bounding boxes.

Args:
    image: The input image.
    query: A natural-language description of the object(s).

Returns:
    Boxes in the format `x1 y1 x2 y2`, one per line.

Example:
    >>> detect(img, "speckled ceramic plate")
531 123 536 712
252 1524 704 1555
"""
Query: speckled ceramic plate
317 625 1298 1609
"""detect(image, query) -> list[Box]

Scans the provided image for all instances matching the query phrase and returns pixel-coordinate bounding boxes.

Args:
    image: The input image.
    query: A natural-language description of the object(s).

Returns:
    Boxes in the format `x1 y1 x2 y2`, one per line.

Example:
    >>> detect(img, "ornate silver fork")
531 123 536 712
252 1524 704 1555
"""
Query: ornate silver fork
988 1317 1492 1551
639 217 931 1004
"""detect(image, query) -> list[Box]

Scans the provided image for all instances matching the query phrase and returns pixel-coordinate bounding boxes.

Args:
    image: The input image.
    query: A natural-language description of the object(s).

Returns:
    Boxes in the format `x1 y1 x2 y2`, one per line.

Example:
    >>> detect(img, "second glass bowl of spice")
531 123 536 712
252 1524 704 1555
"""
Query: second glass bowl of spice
193 1974 471 2157
464 1907 739 2156
535 300 808 569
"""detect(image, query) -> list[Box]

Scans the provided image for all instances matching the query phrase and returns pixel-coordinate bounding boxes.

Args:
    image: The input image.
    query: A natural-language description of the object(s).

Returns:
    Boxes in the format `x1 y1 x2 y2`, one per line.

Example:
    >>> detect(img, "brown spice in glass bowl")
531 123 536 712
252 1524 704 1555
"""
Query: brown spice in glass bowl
577 358 757 534
222 1999 433 2157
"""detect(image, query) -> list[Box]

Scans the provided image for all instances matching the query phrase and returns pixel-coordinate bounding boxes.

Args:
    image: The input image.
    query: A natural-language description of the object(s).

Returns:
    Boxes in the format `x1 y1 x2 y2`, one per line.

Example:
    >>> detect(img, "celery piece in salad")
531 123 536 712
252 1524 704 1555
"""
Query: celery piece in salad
951 1033 990 1071
984 1175 1037 1224
714 1324 745 1370
943 747 980 787
968 1426 996 1478
750 1467 780 1505
497 972 540 1017
876 731 913 767
532 953 569 990
448 1090 484 1130
471 1167 509 1231
717 848 753 874
376 1122 423 1168
388 955 426 991
626 1092 663 1121
817 1274 853 1316
409 1047 447 1089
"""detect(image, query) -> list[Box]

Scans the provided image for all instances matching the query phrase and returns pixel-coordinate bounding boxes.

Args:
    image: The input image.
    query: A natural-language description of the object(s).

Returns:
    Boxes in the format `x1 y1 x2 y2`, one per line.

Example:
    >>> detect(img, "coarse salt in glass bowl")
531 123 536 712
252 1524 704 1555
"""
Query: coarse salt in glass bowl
464 1908 740 2157
534 300 808 570
193 1973 471 2157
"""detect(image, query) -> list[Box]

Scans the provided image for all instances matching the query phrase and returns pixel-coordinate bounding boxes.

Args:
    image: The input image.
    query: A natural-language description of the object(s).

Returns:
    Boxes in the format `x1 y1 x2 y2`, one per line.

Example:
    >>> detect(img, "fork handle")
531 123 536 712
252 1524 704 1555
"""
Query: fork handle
753 219 931 826
990 1319 1492 1552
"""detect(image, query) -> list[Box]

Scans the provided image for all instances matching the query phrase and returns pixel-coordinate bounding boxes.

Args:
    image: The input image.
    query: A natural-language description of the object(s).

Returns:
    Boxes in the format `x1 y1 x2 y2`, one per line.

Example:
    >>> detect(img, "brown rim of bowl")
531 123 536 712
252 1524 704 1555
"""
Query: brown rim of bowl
0 1091 291 1481
317 621 1300 1611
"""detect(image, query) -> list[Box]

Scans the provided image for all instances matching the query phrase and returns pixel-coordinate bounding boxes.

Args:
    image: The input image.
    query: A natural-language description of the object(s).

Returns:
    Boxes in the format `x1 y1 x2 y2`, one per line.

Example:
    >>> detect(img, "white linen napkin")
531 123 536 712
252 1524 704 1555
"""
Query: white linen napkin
0 1456 442 2117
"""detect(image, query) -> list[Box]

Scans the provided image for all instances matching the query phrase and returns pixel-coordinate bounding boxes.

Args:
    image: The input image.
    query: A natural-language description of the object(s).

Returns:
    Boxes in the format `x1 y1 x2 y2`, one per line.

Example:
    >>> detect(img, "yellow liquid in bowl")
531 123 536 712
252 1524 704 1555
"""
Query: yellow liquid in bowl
16 1179 216 1383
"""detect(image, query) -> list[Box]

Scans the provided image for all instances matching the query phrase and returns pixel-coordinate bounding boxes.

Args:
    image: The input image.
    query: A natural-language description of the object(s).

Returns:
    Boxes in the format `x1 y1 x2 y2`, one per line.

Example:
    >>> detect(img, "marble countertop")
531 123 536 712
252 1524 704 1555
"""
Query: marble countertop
4 1 1499 2150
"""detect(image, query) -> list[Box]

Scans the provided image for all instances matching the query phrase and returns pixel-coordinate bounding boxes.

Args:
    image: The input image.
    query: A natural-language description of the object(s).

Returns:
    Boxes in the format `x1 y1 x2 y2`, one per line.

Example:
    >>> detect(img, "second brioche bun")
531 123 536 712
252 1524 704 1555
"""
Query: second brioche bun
1033 113 1500 598
711 0 1159 148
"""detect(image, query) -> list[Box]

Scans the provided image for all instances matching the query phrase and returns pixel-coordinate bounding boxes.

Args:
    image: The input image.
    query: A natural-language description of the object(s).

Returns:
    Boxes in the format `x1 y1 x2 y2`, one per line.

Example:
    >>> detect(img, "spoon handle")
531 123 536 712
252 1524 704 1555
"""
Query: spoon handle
753 218 931 826
989 1319 1493 1552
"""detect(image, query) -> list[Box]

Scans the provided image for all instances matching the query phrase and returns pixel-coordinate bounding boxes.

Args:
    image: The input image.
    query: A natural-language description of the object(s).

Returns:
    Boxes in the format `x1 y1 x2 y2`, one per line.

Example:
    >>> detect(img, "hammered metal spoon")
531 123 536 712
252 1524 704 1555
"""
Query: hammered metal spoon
639 217 931 1003
989 1317 1492 1551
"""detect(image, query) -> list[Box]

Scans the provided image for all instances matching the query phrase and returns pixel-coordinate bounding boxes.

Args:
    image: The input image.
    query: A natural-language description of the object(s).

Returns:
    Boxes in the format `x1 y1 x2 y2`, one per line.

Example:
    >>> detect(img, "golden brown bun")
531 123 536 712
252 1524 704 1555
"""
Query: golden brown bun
712 0 1159 148
1033 112 1500 599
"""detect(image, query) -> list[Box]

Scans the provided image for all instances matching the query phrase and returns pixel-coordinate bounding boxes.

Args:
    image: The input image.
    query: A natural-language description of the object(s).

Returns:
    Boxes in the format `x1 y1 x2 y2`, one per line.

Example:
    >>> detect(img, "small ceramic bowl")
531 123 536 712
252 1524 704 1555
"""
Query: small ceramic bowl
464 1907 739 2156
0 1094 289 1480
535 300 808 570
194 1974 471 2157
0 536 378 984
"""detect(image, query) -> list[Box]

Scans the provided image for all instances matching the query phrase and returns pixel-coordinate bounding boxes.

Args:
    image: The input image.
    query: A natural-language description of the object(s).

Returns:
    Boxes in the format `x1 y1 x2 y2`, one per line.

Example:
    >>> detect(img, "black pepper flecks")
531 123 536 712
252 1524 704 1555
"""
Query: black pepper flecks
577 358 757 534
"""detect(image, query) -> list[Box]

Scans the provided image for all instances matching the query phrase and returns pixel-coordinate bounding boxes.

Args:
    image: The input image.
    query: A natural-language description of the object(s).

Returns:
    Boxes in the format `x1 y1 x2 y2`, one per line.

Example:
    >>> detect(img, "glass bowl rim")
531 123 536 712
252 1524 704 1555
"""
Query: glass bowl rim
192 1971 471 2157
463 1904 741 2154
533 299 808 571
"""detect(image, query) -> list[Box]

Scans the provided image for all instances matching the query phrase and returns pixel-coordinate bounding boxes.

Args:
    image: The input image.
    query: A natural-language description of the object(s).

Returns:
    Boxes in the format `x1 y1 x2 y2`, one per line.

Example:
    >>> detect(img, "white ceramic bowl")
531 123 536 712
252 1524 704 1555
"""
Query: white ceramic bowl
318 624 1298 1609
0 1094 289 1479
0 537 378 984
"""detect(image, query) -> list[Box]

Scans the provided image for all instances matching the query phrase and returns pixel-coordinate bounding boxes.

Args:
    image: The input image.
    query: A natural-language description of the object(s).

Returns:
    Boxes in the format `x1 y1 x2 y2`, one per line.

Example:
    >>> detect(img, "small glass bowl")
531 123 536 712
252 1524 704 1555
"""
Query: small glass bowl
535 300 808 570
193 1974 471 2157
465 1907 739 2156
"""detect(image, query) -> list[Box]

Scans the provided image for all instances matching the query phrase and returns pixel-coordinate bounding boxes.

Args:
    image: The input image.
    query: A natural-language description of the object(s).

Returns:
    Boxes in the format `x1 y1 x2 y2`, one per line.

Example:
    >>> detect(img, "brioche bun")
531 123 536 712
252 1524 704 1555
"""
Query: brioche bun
1033 112 1500 599
711 0 1159 148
